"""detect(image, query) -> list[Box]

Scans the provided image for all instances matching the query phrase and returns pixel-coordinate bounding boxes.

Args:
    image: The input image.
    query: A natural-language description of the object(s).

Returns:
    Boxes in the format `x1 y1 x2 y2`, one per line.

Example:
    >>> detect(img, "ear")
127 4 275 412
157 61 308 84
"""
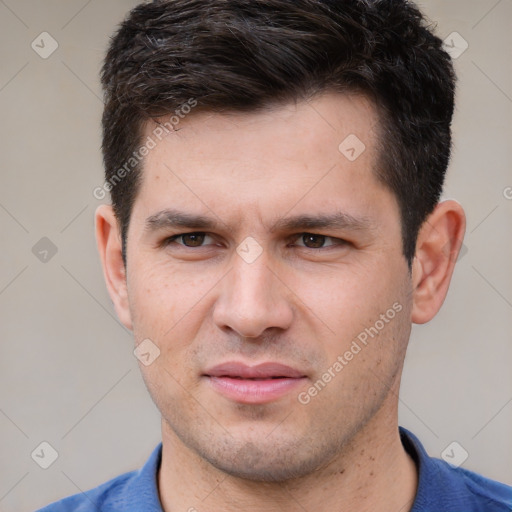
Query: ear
95 205 133 330
411 200 466 324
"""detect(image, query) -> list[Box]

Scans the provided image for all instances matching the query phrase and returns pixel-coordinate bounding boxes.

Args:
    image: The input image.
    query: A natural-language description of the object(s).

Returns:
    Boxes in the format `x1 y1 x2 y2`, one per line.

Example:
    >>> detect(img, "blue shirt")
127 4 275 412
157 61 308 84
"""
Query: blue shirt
36 427 512 511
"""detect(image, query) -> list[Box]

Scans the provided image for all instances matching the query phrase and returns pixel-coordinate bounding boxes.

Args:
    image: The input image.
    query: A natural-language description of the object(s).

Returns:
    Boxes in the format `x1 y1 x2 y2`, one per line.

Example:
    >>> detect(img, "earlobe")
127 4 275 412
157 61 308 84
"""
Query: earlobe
411 200 466 325
95 205 133 330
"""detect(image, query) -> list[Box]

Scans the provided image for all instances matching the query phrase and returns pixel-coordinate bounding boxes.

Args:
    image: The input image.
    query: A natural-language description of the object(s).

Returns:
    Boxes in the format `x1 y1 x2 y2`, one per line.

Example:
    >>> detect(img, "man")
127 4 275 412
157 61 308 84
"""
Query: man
38 0 512 510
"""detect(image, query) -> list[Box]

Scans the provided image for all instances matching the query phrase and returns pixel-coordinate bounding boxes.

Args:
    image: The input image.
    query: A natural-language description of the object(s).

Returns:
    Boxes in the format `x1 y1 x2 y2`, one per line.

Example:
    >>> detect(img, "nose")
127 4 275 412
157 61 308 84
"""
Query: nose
212 252 294 338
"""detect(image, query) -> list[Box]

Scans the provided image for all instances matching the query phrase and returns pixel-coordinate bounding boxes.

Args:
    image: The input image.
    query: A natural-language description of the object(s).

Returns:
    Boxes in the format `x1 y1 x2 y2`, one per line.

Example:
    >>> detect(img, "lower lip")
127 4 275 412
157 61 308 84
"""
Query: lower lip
206 376 306 404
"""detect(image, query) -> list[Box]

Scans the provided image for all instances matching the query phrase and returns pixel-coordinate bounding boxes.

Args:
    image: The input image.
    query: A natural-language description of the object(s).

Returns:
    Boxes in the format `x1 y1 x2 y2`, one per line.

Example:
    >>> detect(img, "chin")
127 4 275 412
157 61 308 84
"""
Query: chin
200 439 327 483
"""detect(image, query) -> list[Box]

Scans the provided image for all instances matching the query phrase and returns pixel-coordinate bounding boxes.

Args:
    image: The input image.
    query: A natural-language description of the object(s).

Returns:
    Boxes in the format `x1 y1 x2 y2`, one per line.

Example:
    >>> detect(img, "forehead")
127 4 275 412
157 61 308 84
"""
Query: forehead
146 92 379 166
132 92 395 230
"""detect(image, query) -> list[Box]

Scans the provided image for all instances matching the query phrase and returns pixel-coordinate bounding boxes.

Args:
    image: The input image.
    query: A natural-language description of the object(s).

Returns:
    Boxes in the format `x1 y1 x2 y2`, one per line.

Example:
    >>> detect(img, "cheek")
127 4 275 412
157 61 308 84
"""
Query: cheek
127 259 219 357
129 259 205 315
129 268 171 326
291 265 382 330
294 259 408 354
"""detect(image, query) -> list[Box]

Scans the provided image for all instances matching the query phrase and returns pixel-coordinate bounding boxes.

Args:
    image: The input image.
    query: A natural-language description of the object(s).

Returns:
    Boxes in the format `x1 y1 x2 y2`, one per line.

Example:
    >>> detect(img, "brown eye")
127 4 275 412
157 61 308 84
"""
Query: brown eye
302 233 327 248
293 233 346 249
160 231 218 253
180 232 206 247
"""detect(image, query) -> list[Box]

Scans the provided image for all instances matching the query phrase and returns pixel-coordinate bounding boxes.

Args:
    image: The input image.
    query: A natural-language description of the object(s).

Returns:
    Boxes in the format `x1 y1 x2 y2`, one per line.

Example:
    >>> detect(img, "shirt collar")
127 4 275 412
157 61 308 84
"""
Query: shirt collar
123 442 164 511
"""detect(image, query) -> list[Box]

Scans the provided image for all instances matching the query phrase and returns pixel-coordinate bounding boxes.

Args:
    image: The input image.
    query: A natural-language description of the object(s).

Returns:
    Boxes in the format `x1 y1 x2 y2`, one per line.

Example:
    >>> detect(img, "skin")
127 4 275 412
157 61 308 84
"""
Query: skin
96 92 466 512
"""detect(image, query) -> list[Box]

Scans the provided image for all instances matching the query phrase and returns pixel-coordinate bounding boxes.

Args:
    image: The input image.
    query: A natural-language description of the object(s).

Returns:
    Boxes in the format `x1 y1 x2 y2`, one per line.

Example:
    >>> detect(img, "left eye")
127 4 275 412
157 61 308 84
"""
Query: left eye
294 233 343 249
167 232 215 247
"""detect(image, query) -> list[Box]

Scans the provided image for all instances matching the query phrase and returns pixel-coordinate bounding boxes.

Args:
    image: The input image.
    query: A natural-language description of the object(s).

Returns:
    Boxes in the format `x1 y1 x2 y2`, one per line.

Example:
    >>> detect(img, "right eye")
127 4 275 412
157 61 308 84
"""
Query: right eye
163 232 215 248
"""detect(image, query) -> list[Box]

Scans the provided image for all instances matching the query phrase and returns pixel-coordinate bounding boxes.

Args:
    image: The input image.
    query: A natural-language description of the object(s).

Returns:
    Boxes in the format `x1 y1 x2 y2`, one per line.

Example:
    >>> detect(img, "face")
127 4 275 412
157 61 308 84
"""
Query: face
124 92 414 481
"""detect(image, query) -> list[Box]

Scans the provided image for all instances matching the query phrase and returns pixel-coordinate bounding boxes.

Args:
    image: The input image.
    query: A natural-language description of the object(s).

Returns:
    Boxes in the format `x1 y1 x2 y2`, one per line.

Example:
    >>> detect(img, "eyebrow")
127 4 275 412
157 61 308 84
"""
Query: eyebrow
269 211 375 233
144 208 375 234
145 209 219 232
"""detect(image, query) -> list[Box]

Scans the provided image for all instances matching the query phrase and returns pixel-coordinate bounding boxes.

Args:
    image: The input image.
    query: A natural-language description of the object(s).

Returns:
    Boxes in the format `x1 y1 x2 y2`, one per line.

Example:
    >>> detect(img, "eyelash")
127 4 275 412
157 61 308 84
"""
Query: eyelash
162 232 348 250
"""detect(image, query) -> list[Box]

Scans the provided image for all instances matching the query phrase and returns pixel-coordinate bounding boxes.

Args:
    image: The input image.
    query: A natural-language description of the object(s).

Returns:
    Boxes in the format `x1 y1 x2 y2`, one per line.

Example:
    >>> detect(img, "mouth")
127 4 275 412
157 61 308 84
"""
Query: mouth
203 362 307 404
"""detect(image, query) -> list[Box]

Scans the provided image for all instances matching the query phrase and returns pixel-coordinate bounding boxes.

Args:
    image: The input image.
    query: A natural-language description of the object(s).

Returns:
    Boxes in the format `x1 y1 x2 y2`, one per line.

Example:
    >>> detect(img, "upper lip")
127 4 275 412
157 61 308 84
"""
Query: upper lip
204 362 306 379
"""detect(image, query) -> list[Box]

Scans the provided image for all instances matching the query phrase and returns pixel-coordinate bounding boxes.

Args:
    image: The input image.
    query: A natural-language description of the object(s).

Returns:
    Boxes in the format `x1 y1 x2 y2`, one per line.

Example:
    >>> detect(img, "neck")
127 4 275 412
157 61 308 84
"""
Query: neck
157 397 418 512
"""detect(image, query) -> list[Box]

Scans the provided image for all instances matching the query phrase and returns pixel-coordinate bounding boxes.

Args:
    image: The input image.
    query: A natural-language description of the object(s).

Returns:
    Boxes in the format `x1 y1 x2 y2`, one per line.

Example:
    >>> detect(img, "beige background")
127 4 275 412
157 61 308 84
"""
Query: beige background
1 1 511 510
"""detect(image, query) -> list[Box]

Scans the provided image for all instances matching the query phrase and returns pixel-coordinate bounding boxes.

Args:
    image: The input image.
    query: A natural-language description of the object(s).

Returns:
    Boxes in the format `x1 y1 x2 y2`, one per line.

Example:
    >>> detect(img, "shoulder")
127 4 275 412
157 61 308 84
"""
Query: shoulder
35 471 135 511
400 428 512 512
428 458 512 511
35 444 163 512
